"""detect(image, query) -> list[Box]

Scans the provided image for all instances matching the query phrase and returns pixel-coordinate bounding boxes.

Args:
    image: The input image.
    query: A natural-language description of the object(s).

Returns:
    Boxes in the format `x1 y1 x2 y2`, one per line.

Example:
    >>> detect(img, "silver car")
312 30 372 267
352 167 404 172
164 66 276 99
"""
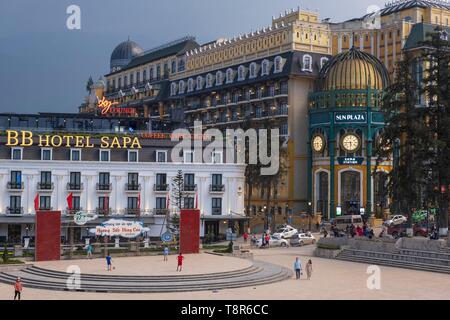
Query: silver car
290 233 317 247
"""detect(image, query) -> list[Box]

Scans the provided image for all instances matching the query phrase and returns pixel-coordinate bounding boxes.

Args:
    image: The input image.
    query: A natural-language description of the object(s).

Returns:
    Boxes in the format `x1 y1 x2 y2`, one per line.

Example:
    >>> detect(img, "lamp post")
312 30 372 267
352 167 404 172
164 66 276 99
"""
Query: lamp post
308 201 312 232
263 205 268 232
285 203 289 224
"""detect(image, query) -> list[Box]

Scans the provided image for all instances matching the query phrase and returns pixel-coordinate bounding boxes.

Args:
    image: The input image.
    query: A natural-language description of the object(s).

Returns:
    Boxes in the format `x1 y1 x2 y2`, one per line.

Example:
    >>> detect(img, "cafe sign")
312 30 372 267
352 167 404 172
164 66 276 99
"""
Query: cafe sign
91 219 150 238
337 157 365 165
97 97 136 116
74 212 98 226
335 112 367 124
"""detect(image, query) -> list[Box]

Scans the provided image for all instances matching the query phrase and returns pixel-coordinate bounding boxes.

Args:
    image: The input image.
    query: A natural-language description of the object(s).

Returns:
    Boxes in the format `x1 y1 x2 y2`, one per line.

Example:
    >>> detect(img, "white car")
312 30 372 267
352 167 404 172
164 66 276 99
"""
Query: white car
290 233 317 246
257 235 289 248
273 225 298 239
384 215 407 226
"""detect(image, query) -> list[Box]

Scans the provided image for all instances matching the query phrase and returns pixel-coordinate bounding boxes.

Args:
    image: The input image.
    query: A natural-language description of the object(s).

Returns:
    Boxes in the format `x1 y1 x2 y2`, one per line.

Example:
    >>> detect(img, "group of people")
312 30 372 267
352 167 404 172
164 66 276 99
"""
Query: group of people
345 224 375 239
293 257 313 281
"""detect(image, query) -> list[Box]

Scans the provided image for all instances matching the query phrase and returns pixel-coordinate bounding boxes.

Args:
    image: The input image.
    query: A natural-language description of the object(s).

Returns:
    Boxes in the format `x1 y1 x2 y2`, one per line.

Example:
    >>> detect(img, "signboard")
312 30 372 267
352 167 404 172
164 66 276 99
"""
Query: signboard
335 112 367 124
337 157 365 165
161 232 173 243
91 219 150 238
74 212 98 226
336 206 342 217
97 97 137 116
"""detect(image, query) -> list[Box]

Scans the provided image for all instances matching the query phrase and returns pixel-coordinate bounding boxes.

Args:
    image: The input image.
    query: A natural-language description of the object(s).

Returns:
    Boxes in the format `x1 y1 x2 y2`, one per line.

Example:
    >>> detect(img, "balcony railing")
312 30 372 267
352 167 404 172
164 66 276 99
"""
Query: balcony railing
67 183 84 191
153 184 169 192
209 184 225 192
125 208 141 216
7 182 24 191
183 184 197 192
37 182 54 191
212 208 222 215
96 183 112 192
6 207 24 215
125 183 141 192
38 207 53 211
96 208 112 216
152 209 169 216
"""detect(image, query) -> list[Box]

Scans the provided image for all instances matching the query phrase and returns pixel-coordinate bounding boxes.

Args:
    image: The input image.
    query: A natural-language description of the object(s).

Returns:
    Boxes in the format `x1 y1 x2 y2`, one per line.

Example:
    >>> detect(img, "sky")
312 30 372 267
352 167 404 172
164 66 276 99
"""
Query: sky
0 0 386 114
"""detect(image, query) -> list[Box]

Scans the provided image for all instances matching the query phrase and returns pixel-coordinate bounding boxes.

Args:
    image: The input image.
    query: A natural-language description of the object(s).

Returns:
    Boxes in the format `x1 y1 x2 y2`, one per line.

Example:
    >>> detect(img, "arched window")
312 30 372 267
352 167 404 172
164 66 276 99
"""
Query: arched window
261 59 270 76
320 57 329 70
237 65 246 81
274 56 284 73
171 83 178 96
196 76 204 90
143 70 147 81
187 78 195 92
178 80 185 94
216 71 223 86
249 62 258 79
226 68 234 84
171 60 177 74
178 58 185 72
206 74 214 88
302 55 313 72
149 67 154 81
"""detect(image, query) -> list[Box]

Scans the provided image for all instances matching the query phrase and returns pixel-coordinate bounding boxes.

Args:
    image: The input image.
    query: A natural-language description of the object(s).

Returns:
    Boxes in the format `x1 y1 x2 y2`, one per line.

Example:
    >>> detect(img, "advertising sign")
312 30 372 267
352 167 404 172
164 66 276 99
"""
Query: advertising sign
336 206 342 217
91 219 150 238
337 157 365 165
335 112 367 124
74 212 98 226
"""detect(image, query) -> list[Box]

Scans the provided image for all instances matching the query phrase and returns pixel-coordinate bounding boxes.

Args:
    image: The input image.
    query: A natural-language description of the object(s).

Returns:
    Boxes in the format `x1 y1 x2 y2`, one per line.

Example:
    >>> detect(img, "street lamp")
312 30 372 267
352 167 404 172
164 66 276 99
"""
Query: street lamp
308 202 312 231
263 205 268 232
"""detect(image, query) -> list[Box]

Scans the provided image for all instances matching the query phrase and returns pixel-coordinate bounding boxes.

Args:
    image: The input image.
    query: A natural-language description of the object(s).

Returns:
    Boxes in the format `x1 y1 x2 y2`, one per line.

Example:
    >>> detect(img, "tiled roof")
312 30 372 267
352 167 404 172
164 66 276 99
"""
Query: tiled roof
404 23 450 49
381 0 450 16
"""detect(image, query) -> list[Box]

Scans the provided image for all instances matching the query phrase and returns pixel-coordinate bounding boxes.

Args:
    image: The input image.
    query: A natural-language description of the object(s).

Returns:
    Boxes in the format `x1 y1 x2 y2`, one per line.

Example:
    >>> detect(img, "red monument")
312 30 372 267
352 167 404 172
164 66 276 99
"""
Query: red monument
179 209 200 254
35 211 61 262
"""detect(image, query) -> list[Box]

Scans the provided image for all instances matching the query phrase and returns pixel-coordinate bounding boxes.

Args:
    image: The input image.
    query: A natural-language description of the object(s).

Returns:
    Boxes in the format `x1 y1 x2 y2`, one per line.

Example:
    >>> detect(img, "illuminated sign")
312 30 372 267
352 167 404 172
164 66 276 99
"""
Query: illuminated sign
337 157 364 165
335 112 367 124
91 219 150 238
97 97 136 116
5 130 142 149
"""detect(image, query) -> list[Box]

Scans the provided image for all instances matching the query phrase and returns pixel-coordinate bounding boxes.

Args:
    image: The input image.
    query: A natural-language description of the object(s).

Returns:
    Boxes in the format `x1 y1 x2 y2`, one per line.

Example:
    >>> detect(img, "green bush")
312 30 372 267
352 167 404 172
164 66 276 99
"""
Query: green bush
0 259 24 265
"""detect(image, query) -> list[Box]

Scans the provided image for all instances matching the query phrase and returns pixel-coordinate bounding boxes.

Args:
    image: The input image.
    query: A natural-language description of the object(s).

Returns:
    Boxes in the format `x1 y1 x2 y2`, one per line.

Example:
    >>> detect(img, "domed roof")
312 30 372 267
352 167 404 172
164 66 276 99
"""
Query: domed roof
316 47 389 91
110 39 143 72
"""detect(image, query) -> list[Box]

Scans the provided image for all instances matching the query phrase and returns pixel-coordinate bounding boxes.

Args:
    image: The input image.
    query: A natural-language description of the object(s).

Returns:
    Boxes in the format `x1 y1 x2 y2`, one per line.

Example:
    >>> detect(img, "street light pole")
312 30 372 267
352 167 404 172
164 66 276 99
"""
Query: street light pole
308 202 312 232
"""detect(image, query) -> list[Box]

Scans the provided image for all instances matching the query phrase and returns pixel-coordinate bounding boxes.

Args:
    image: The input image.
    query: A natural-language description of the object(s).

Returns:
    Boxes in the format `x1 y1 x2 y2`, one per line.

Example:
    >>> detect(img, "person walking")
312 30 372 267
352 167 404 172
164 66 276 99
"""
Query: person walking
13 277 22 300
163 246 169 261
243 232 249 243
106 253 113 271
264 234 270 248
294 257 302 280
306 260 313 280
176 253 184 271
86 244 93 259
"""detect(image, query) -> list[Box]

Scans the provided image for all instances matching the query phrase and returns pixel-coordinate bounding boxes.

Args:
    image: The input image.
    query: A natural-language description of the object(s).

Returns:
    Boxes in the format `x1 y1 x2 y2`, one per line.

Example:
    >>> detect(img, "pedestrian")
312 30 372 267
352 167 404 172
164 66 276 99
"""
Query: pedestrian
294 257 302 280
322 227 328 238
86 244 93 259
243 232 249 243
261 233 266 247
264 234 270 248
163 246 169 261
176 253 184 271
106 253 113 271
13 277 22 300
306 260 313 280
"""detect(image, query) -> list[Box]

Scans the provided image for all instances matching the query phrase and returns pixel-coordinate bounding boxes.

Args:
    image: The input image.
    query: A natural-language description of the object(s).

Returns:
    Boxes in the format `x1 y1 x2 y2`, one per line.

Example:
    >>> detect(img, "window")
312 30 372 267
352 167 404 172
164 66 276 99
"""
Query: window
143 70 147 81
187 78 195 92
11 148 22 160
184 173 195 191
98 172 110 190
261 60 270 76
72 196 81 211
156 150 167 163
70 149 81 161
137 72 141 83
124 76 128 86
41 149 52 160
156 173 167 190
206 74 214 88
216 71 224 86
9 171 22 189
171 60 176 74
212 150 223 164
184 197 195 209
178 57 185 72
211 174 223 191
69 172 81 190
196 76 204 90
130 73 134 84
149 67 154 81
178 80 185 94
9 196 21 214
40 171 52 189
171 82 178 96
281 123 289 136
98 197 109 212
226 68 234 84
128 173 139 190
212 198 222 215
100 150 110 162
320 57 329 70
156 197 167 210
249 63 258 79
39 196 51 210
183 150 194 163
274 56 284 73
128 150 138 162
302 55 313 72
237 66 246 81
127 197 139 213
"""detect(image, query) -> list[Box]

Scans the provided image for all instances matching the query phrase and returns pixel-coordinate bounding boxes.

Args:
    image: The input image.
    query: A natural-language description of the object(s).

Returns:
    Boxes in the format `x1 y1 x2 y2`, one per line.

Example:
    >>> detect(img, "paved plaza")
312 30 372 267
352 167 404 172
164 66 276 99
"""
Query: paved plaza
1 245 449 300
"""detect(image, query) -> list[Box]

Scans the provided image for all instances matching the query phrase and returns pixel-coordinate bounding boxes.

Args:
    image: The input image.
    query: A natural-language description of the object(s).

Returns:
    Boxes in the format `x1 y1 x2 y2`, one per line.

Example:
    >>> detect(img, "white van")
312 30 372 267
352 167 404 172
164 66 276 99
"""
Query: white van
333 215 364 231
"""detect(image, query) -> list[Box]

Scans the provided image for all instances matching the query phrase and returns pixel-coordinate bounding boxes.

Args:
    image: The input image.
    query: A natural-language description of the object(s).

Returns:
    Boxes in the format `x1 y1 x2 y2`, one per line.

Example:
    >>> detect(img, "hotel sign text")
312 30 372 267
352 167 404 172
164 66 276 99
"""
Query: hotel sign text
5 130 142 149
335 112 367 124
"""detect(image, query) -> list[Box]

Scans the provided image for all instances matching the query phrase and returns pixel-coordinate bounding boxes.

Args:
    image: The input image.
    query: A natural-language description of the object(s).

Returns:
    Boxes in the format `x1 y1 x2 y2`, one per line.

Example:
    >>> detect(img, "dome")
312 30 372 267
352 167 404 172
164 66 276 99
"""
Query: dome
110 40 143 72
316 47 389 91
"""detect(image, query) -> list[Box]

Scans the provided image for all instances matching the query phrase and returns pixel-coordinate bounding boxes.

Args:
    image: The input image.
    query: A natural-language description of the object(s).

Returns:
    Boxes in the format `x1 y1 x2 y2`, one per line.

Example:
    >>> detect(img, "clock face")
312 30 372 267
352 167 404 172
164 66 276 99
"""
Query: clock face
312 135 325 153
342 134 360 152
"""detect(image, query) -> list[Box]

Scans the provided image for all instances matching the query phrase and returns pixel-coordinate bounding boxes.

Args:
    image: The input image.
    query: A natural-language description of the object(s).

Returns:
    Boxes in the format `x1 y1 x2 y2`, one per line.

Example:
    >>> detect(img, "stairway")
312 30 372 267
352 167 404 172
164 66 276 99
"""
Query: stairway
0 261 292 293
336 248 450 274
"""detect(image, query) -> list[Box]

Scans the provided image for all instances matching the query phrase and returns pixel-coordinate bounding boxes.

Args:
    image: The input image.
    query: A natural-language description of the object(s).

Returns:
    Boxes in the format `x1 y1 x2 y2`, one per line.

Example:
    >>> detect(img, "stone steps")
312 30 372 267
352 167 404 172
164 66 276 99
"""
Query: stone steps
0 261 292 293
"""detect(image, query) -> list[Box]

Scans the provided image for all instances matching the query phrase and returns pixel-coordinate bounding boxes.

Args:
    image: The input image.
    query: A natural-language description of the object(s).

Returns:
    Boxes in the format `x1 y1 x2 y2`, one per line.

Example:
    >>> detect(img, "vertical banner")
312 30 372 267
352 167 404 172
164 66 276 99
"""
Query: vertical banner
179 209 200 254
35 211 61 262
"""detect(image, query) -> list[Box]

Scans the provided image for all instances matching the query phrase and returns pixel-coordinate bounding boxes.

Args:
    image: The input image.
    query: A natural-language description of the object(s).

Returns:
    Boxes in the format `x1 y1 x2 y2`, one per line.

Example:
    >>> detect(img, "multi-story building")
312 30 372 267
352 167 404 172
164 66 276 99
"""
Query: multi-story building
0 115 246 244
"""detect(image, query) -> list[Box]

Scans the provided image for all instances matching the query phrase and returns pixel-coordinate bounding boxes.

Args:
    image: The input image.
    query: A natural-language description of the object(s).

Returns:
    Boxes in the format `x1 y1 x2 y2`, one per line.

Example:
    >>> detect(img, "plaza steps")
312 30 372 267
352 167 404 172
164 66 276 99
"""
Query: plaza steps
336 248 450 274
0 261 292 293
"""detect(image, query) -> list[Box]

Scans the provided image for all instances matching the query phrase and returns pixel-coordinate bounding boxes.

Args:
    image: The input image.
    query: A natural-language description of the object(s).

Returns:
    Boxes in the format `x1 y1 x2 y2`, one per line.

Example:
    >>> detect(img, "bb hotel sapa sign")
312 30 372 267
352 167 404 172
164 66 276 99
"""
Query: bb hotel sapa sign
4 130 142 149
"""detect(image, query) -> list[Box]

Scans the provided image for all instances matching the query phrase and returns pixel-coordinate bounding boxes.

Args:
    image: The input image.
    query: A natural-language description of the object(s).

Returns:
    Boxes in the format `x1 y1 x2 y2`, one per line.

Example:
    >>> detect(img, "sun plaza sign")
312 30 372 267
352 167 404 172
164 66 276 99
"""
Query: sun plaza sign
4 130 142 149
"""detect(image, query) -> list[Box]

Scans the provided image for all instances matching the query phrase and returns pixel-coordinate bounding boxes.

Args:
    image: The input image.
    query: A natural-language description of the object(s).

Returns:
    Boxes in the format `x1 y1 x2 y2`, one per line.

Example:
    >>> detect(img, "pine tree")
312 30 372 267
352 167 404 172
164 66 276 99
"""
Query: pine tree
170 170 188 211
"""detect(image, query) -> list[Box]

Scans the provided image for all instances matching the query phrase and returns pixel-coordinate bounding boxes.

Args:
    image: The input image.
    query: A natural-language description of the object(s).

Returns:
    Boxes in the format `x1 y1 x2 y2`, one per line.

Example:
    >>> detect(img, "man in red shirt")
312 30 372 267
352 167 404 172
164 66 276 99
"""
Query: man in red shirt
243 232 249 243
176 253 184 271
14 277 22 300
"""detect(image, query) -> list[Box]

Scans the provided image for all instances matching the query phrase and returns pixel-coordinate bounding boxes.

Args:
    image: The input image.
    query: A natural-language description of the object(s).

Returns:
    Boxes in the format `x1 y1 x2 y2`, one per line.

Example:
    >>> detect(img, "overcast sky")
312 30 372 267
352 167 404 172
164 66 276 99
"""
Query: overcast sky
0 0 386 114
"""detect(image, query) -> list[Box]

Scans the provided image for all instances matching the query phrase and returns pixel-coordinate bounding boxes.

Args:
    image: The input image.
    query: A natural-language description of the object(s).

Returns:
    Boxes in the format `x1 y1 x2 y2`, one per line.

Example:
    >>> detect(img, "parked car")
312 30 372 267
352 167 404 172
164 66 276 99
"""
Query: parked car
333 215 364 231
387 223 428 238
290 233 317 247
384 215 407 227
273 225 298 239
256 235 289 248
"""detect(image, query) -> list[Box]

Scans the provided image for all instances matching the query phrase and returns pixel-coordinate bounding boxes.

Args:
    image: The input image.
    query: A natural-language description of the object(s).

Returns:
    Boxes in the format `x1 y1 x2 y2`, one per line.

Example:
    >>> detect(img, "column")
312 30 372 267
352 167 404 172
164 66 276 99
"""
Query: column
338 34 342 53
370 33 375 55
384 32 389 70
329 114 336 219
366 87 373 217
360 33 364 51
377 32 381 59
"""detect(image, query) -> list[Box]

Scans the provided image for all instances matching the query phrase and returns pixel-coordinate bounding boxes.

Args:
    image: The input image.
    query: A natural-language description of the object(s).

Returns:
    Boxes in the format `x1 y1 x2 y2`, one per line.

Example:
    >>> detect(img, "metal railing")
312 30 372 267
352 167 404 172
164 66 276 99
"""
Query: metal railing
7 182 24 190
37 182 54 191
96 183 112 191
125 183 141 191
183 184 197 192
209 184 225 192
152 209 170 216
6 207 24 215
67 183 84 191
153 184 169 192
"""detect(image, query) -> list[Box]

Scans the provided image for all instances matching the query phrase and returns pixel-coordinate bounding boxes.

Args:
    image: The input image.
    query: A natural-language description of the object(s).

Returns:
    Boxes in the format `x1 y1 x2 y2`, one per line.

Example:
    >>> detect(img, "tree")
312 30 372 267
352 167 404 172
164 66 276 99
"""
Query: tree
170 170 189 211
86 76 94 93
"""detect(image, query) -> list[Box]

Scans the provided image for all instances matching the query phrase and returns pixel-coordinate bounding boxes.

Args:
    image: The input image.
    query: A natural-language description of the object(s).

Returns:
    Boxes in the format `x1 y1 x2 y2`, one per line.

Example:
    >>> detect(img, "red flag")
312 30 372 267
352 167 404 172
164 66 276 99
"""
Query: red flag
67 193 73 210
195 192 199 209
166 194 170 209
138 193 141 208
34 194 39 211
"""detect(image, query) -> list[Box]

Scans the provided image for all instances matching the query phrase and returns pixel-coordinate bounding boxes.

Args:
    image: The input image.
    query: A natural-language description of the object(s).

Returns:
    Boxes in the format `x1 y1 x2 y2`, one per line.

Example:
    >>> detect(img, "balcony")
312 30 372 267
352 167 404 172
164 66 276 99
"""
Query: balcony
209 184 225 193
65 208 82 215
6 207 24 215
96 208 112 216
38 207 53 211
125 208 141 216
183 184 198 193
66 183 84 192
7 182 24 192
37 182 54 192
152 209 169 216
125 183 141 192
96 183 112 192
153 184 169 193
212 208 222 216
